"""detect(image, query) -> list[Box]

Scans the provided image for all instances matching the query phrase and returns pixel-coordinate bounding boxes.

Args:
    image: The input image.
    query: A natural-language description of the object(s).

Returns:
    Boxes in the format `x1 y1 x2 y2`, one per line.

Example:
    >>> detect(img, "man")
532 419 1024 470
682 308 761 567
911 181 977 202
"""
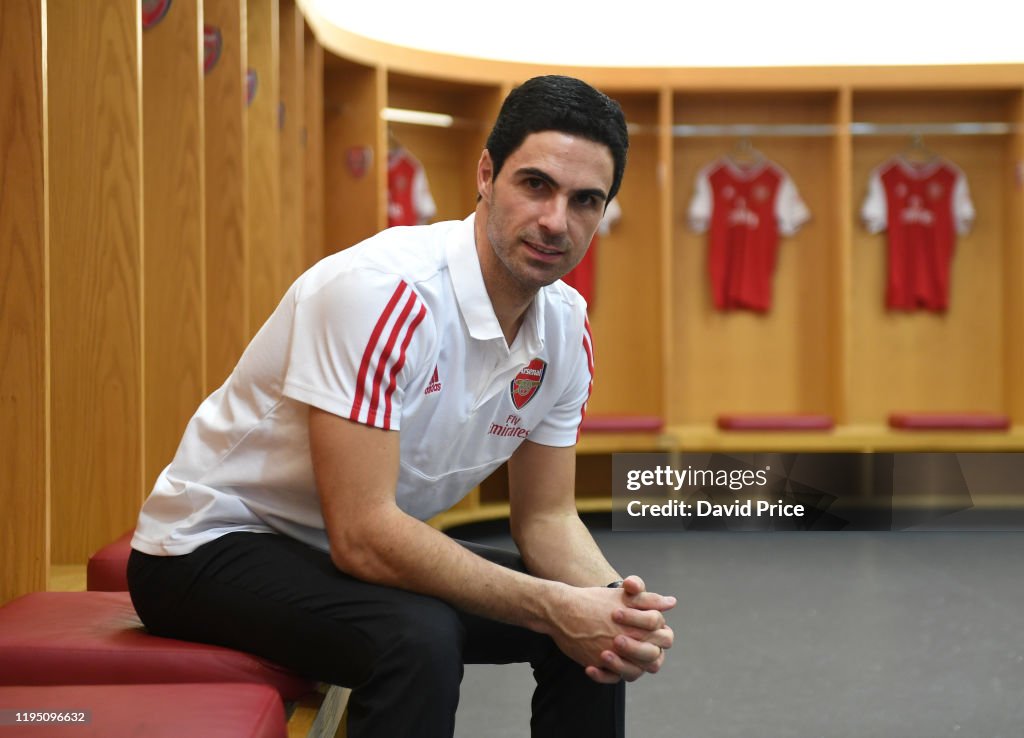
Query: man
128 75 675 737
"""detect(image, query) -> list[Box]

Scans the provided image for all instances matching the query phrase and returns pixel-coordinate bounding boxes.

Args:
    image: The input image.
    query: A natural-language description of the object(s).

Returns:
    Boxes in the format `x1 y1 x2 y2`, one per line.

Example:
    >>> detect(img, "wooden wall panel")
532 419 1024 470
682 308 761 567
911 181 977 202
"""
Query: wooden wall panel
246 0 281 333
586 92 663 416
1 0 48 602
205 0 249 390
303 27 324 268
48 0 143 563
143 0 206 489
279 0 304 290
323 58 384 252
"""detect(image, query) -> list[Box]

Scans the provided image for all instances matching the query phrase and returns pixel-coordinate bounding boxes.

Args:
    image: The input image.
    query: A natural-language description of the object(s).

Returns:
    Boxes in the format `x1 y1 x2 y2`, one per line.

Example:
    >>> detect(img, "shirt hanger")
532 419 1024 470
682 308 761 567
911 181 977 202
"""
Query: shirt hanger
900 133 938 165
728 137 765 168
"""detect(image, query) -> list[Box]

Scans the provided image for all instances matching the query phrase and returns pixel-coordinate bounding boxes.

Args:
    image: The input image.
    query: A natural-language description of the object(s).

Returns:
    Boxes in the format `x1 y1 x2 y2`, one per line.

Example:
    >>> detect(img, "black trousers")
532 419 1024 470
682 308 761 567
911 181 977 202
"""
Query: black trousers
127 532 625 737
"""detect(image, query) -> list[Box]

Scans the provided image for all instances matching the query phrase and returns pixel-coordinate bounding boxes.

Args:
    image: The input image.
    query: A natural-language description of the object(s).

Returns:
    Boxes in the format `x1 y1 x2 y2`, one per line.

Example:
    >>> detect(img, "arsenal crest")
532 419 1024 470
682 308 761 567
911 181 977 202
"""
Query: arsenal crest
203 25 222 75
347 146 373 179
141 0 172 30
511 359 546 410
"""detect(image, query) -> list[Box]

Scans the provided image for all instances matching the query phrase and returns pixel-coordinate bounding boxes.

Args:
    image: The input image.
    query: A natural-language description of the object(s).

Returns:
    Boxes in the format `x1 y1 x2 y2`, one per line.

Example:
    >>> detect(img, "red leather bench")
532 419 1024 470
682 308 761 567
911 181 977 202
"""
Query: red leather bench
86 531 133 591
0 683 286 738
717 413 835 431
0 591 314 700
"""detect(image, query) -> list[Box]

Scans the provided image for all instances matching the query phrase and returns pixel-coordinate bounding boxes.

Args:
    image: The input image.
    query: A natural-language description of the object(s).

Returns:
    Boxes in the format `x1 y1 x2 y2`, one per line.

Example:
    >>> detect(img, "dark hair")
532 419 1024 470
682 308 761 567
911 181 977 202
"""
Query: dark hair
485 75 629 203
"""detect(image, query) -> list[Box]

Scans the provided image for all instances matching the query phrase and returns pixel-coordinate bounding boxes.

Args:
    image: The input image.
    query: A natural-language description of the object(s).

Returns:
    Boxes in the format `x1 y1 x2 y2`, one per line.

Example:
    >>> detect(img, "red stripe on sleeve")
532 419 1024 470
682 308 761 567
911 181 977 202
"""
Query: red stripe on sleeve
350 282 408 424
382 304 428 429
366 291 419 426
577 318 595 442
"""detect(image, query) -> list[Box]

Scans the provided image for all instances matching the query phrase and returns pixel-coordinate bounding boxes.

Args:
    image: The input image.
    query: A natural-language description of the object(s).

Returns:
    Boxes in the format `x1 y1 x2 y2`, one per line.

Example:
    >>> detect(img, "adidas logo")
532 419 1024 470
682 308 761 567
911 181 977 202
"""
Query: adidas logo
424 366 442 395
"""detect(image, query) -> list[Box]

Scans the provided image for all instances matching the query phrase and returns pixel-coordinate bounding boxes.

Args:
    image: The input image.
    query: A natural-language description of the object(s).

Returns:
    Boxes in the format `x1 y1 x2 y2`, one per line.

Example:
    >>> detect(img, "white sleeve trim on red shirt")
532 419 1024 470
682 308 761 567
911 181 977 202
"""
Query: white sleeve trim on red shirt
687 164 714 233
412 164 437 224
952 171 976 236
860 167 888 234
775 169 811 236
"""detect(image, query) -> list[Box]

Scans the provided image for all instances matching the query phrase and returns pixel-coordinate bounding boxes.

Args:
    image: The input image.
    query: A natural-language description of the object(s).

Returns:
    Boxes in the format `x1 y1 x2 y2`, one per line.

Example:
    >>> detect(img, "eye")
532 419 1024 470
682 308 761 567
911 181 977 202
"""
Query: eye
573 192 600 209
525 177 546 190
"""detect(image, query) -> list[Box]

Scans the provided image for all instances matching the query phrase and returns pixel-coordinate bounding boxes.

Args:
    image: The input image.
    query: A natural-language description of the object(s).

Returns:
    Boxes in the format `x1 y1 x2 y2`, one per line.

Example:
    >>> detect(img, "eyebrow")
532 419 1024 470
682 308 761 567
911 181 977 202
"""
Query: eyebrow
515 167 608 204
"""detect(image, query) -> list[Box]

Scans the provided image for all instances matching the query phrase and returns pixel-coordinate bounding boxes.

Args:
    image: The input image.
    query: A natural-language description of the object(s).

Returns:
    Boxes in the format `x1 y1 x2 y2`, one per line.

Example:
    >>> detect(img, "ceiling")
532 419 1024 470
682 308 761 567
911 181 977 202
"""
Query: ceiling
305 0 1024 68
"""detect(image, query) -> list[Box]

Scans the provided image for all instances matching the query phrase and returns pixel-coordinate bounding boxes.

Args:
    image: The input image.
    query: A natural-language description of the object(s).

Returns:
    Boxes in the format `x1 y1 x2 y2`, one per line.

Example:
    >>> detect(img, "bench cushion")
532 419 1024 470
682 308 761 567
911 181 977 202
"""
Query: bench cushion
0 592 315 701
86 531 133 591
0 683 286 738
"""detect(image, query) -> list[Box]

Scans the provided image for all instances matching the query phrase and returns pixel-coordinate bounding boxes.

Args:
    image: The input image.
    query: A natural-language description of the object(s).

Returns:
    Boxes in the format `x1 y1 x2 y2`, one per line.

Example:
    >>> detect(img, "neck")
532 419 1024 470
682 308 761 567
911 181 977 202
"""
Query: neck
474 210 535 347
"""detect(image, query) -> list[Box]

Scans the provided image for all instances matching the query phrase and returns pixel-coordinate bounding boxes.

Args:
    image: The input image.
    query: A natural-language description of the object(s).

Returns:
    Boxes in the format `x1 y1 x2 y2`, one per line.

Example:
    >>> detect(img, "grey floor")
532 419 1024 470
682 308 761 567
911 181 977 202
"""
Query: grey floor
453 526 1024 738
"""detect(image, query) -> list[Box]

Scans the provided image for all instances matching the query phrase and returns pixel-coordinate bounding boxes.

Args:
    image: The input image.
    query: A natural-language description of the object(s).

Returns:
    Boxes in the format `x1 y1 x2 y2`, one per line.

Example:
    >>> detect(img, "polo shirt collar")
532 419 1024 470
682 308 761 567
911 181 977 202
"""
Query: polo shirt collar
448 214 545 357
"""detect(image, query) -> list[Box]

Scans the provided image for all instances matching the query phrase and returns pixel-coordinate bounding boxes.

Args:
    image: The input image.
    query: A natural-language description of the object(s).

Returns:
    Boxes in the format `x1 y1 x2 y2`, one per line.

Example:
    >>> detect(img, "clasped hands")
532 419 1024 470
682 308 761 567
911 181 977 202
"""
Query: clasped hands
584 575 676 685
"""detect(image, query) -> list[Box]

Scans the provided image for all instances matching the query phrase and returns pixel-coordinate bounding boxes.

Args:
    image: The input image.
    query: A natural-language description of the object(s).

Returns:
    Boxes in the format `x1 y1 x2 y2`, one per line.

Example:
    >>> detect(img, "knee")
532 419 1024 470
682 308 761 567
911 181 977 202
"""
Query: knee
382 598 465 675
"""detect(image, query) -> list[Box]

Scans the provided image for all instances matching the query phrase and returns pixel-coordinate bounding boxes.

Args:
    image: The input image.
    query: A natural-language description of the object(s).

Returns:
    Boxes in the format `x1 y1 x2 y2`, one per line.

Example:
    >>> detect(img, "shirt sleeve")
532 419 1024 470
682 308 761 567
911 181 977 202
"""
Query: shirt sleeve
952 170 976 235
861 167 888 234
282 270 432 431
412 165 437 224
527 318 595 447
775 171 811 236
688 165 714 233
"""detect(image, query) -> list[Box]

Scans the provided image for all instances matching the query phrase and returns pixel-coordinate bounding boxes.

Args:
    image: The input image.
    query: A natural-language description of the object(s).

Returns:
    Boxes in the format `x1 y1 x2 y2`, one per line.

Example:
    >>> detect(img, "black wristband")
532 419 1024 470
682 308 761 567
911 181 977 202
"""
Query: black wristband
606 579 624 589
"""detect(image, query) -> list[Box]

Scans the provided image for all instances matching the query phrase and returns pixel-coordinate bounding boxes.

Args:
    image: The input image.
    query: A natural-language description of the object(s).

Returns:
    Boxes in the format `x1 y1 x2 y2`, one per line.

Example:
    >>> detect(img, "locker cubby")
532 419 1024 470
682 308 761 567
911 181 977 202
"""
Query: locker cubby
848 88 1024 424
669 91 844 427
385 73 506 223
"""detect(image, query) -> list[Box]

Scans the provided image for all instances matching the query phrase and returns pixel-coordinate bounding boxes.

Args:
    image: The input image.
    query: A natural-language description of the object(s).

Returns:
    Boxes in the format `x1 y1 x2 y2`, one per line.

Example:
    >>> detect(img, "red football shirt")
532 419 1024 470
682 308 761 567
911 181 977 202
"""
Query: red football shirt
387 148 437 228
689 158 810 312
860 156 974 312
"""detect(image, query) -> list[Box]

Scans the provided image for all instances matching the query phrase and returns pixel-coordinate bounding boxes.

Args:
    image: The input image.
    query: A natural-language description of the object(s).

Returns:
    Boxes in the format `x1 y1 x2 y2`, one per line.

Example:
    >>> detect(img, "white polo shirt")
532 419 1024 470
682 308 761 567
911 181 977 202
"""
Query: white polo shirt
132 214 595 556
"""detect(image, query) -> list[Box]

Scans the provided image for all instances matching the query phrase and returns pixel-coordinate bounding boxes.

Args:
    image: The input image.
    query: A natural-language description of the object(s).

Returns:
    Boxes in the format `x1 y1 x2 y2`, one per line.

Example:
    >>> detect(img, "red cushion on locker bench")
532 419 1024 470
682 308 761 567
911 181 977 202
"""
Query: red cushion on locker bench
87 531 133 591
0 592 314 701
580 415 664 432
0 683 286 738
717 414 835 431
888 412 1011 430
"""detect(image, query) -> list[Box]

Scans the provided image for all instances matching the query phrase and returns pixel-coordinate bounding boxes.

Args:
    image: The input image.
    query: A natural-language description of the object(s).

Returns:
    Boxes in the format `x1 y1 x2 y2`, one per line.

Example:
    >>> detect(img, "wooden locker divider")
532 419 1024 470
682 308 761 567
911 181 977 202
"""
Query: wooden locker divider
670 90 839 427
1 0 48 603
848 89 1014 423
246 0 282 334
323 55 384 252
658 88 678 428
278 0 305 291
832 87 854 426
142 0 206 489
47 0 144 563
302 23 324 269
204 0 249 390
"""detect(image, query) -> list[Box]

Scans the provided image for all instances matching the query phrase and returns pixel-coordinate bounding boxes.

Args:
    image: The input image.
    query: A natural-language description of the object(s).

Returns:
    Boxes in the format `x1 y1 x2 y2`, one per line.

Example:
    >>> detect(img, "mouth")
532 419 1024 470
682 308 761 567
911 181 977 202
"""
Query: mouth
522 239 565 263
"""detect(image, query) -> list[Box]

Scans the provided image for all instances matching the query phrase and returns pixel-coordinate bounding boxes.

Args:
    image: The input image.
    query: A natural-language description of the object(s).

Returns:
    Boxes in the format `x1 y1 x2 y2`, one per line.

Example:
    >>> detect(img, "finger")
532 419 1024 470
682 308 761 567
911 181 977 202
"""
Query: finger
625 590 677 612
621 575 646 596
585 665 623 685
599 650 646 682
613 607 665 632
613 634 665 669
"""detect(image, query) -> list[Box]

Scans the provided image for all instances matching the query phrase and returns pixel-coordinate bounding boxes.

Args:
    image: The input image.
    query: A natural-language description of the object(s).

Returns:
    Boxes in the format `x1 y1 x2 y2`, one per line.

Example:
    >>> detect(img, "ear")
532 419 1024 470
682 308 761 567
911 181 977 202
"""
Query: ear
477 149 494 202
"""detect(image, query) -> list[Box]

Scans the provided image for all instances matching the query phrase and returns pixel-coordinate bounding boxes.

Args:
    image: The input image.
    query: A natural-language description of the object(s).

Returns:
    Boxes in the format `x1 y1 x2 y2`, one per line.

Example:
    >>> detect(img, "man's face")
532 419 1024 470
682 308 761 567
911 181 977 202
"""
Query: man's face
477 131 614 297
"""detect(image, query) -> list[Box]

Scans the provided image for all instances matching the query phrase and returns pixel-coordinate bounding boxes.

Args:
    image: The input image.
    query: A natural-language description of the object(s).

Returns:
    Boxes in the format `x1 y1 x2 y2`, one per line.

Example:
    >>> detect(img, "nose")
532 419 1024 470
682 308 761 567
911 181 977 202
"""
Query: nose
537 195 569 238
